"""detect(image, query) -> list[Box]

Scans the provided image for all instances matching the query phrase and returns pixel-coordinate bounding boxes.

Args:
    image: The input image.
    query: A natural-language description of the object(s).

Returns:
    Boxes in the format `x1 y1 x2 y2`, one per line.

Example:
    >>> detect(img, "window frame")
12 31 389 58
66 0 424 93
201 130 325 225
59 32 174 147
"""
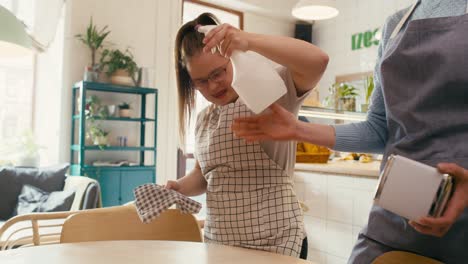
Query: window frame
182 0 244 30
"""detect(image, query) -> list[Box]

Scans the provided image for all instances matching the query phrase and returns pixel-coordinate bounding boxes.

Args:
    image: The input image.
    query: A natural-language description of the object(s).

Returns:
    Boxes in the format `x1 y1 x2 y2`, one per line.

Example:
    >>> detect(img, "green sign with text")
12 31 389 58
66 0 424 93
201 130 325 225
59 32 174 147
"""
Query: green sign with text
352 28 380 50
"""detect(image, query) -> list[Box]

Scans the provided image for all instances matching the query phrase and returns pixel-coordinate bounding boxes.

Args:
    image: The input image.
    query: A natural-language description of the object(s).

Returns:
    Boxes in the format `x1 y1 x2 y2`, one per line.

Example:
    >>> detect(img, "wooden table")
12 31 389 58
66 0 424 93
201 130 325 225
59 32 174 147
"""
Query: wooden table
0 240 312 264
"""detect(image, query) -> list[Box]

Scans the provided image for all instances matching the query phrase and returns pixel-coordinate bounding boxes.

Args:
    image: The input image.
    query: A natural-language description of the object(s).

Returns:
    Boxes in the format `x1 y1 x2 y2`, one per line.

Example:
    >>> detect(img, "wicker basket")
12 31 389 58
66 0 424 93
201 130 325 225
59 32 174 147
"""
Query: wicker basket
296 153 330 163
296 142 331 163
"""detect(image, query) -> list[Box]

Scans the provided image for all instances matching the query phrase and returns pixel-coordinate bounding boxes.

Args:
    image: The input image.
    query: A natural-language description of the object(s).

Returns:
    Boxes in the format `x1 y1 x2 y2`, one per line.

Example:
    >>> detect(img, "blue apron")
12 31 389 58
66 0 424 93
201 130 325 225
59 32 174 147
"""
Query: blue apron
352 1 468 263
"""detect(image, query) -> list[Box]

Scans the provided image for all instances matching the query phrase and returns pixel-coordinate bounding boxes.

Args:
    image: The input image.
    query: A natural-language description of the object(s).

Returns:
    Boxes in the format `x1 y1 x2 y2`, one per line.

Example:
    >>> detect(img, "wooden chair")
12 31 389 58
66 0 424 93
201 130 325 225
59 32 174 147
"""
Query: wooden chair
0 211 76 250
0 176 101 250
372 251 443 264
60 205 203 243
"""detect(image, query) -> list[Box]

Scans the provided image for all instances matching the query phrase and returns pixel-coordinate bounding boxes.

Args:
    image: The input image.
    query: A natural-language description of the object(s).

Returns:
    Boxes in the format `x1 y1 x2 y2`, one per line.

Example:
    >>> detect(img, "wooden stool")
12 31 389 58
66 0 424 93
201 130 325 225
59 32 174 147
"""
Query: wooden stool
372 251 443 264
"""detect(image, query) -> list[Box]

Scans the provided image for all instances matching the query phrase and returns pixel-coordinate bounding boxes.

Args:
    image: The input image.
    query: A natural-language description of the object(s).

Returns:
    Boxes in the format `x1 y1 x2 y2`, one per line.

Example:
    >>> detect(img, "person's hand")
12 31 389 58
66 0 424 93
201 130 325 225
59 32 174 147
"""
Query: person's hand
409 163 468 237
164 180 181 192
202 23 249 58
231 103 298 142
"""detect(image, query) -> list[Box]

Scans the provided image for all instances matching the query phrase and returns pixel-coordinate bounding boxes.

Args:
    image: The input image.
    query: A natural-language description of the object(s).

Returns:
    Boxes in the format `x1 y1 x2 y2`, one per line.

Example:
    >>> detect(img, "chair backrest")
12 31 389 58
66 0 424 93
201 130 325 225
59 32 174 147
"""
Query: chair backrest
372 251 443 264
59 205 203 243
0 211 76 250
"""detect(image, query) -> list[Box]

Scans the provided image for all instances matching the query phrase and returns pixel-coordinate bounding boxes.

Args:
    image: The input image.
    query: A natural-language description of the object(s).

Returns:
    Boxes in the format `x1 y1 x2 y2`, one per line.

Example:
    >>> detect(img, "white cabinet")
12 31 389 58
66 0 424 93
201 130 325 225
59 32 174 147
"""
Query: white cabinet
294 170 378 264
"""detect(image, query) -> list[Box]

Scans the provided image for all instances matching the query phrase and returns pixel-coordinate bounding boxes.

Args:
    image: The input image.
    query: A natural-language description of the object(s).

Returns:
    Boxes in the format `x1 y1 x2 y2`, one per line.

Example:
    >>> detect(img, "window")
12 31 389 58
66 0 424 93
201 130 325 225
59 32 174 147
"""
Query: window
0 1 35 165
183 0 243 29
0 53 35 165
0 0 63 166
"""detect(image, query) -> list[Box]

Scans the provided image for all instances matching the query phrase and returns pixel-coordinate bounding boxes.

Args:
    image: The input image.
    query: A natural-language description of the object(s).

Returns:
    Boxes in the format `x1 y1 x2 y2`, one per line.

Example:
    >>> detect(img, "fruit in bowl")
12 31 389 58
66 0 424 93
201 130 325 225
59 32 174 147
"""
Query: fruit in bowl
343 153 373 163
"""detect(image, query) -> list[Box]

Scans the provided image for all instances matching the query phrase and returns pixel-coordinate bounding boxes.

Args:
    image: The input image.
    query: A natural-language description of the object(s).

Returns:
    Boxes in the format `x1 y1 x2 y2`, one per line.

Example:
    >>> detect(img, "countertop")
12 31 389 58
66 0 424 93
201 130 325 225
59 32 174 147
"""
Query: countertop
295 159 381 177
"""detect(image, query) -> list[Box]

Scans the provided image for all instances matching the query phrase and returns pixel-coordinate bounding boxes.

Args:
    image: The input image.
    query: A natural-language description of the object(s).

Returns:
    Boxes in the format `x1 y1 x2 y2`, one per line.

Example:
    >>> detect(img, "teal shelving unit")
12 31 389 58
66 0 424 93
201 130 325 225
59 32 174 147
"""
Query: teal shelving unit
70 81 158 207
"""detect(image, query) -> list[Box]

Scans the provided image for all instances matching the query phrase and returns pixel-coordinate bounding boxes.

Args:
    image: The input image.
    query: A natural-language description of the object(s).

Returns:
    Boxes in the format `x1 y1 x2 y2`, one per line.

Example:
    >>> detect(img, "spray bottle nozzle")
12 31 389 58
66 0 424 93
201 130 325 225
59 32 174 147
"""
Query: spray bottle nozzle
196 25 218 54
197 25 217 35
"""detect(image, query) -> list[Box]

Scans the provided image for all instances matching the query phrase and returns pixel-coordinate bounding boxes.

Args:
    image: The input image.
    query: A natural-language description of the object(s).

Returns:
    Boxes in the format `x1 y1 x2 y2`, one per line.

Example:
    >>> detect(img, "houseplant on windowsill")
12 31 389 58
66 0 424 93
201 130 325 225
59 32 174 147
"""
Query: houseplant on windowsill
99 48 141 86
118 102 131 118
75 17 111 81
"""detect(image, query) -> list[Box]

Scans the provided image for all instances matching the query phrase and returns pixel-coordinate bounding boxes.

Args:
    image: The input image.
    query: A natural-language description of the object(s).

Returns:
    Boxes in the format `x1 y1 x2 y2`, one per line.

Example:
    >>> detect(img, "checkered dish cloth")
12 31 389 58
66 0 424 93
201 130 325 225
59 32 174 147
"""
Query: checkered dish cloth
133 184 202 224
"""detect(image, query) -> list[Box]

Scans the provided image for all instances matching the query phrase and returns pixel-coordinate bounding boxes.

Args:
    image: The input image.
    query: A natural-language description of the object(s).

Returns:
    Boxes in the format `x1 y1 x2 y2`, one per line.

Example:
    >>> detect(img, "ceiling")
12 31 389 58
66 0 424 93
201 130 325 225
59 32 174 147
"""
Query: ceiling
200 0 300 21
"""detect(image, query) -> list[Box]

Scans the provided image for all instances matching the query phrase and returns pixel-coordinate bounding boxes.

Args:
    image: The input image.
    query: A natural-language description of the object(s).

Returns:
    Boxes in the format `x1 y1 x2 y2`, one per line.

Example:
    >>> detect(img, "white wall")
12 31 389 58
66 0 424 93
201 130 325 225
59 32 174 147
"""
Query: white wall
244 12 294 36
313 0 413 102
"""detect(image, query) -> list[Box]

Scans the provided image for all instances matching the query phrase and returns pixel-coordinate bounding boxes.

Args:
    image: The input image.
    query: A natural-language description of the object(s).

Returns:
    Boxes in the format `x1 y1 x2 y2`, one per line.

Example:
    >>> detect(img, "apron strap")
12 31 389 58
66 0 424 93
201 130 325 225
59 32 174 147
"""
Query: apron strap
390 1 419 39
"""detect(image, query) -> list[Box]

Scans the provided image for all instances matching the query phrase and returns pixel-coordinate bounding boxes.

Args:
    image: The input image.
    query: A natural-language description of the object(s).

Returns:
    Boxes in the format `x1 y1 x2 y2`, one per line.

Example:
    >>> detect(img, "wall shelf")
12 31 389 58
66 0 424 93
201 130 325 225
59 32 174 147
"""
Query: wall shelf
71 145 156 152
72 115 156 122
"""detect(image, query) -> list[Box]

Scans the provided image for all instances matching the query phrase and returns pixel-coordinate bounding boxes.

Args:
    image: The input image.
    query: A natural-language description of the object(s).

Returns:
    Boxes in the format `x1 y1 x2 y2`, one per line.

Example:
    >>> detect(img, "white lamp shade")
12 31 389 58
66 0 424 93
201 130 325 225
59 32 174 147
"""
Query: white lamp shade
0 5 32 57
292 0 339 21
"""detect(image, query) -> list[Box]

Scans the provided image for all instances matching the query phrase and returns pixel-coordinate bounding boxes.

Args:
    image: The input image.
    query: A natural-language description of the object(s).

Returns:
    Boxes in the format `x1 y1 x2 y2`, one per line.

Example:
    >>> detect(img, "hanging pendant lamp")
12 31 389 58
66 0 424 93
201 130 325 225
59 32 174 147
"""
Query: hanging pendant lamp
292 0 339 21
0 5 32 57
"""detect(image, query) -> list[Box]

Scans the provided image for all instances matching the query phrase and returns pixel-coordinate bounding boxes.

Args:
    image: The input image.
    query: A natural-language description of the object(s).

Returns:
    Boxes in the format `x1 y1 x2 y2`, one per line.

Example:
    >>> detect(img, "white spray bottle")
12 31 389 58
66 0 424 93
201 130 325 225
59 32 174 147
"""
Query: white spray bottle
197 25 287 114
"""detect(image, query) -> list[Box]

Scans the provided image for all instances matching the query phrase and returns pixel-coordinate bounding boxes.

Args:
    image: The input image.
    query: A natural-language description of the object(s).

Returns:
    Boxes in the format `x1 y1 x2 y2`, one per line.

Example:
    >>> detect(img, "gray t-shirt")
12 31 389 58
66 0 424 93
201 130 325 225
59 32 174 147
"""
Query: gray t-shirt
259 66 311 176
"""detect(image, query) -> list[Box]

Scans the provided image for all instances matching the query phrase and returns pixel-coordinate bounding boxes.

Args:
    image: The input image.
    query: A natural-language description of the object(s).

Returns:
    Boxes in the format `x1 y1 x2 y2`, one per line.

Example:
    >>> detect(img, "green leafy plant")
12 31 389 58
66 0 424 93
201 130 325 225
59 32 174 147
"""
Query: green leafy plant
88 126 109 138
364 76 374 104
118 102 131 110
324 82 358 108
75 17 111 69
99 48 139 85
85 95 109 121
87 124 109 149
85 95 100 116
84 95 109 148
337 83 359 98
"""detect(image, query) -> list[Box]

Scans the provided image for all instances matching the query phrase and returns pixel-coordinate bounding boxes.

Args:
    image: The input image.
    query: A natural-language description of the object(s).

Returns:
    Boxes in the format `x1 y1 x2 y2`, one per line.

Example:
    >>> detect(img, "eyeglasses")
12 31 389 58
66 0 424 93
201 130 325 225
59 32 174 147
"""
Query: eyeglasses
191 61 230 90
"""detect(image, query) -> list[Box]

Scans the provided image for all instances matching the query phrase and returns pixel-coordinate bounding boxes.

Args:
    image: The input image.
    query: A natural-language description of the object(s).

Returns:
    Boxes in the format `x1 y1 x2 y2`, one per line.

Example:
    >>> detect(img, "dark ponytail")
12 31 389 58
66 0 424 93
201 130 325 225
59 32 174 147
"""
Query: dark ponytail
175 13 220 149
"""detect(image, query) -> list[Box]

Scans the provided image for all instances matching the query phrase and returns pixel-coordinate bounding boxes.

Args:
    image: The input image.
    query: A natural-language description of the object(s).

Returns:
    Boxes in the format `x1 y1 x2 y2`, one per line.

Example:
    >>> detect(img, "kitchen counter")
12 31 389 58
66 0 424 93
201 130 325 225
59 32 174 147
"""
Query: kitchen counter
295 159 381 177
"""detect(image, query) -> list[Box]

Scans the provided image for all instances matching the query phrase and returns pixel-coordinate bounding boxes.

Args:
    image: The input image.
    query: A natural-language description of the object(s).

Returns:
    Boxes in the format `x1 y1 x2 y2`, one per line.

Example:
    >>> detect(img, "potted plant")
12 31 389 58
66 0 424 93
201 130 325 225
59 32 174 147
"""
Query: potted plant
85 95 101 116
99 48 140 86
87 125 109 146
361 76 374 112
118 102 131 118
337 83 359 111
75 17 111 80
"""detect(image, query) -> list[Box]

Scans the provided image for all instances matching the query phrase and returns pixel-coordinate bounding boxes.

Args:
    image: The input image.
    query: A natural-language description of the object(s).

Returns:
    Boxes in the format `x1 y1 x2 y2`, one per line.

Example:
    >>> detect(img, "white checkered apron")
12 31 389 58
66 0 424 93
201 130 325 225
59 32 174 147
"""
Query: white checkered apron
195 100 304 257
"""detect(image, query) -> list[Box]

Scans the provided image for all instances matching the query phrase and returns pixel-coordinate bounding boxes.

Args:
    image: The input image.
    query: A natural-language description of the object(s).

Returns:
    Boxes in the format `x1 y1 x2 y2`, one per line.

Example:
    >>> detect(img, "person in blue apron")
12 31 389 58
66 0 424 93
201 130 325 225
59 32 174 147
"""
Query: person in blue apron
231 1 468 263
166 13 329 259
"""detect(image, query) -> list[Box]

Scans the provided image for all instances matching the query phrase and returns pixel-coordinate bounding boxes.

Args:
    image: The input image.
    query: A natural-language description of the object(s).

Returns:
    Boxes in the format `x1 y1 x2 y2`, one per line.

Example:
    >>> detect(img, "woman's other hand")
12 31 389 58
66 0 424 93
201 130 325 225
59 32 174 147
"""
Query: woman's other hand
409 163 468 237
231 103 297 143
